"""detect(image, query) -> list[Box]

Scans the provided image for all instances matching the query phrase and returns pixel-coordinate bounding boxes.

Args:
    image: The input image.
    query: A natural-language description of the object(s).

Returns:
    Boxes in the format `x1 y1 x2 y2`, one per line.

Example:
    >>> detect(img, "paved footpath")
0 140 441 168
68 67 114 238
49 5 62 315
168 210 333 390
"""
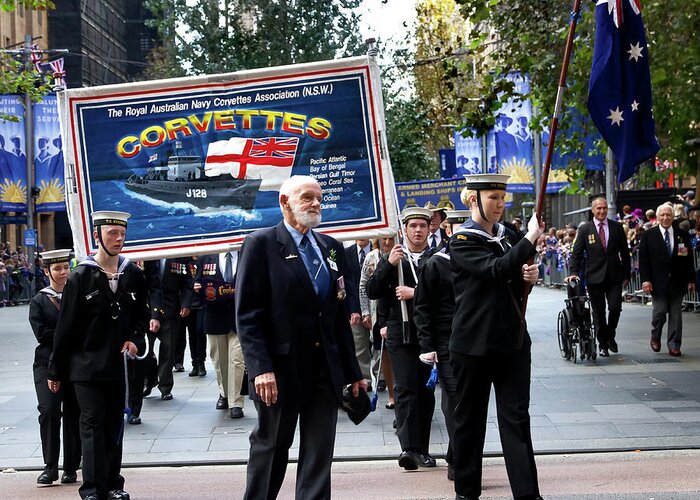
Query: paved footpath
1 287 700 498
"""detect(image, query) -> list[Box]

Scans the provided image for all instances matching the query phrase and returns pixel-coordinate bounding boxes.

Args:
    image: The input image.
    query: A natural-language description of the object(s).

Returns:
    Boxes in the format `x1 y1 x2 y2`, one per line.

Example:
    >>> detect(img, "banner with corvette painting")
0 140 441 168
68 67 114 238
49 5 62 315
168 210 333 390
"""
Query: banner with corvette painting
58 56 399 260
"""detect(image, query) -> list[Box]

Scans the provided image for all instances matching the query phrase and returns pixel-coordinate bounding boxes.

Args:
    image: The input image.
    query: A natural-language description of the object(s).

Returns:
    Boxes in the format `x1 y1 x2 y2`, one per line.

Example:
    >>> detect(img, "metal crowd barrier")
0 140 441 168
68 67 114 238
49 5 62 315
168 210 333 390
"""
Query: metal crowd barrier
0 274 8 306
2 271 32 305
624 246 699 310
542 254 569 288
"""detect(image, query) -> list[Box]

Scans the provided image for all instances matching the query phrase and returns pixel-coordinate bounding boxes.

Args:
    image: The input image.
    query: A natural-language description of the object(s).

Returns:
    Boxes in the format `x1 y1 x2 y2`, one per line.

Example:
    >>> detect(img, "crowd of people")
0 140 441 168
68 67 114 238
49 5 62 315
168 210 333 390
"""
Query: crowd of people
20 177 699 500
1 242 48 306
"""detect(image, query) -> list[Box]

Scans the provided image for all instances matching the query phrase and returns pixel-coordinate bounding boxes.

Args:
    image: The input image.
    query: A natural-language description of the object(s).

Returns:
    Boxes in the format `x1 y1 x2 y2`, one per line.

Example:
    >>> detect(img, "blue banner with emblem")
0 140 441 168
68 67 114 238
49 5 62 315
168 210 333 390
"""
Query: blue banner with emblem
33 95 66 212
58 57 399 260
0 95 27 212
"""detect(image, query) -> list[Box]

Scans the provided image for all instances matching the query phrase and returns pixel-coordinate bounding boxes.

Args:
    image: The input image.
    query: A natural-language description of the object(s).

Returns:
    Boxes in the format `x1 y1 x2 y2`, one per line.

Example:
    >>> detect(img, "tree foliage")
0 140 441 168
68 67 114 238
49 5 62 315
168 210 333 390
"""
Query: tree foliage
453 0 699 186
413 0 472 156
0 1 54 123
143 0 365 78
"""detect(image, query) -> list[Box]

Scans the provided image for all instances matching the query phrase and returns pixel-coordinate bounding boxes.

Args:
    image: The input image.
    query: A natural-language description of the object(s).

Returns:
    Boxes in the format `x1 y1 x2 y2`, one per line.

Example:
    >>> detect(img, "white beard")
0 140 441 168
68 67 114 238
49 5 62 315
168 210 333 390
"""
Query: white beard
291 203 322 229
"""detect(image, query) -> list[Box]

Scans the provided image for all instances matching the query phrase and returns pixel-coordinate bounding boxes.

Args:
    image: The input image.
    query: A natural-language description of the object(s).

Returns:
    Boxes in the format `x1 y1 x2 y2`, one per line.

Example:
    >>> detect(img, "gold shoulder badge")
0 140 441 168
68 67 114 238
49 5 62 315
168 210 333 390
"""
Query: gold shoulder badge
456 234 468 241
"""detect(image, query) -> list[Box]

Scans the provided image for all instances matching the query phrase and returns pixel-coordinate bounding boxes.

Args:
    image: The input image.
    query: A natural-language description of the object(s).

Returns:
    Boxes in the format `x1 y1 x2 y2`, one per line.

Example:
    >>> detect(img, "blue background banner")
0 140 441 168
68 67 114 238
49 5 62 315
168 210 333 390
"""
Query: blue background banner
60 58 398 259
33 95 66 212
0 95 27 212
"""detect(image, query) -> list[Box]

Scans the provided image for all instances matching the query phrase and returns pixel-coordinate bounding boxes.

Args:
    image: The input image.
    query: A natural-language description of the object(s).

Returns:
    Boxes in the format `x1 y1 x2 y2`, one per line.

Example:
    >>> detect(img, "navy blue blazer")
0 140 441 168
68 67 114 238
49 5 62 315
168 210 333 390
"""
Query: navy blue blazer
195 253 236 335
235 221 362 404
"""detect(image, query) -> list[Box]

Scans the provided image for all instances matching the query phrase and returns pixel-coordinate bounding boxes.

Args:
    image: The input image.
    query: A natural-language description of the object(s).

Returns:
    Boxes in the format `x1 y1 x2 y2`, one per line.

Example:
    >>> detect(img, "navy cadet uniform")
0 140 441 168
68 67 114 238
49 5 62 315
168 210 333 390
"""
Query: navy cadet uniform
366 207 437 470
450 174 542 500
49 211 149 500
413 209 470 478
29 249 81 485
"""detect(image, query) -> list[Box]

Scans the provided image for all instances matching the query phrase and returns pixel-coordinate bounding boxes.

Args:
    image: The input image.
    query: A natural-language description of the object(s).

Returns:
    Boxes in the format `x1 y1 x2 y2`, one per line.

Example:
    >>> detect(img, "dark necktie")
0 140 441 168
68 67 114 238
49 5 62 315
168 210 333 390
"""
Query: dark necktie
430 234 437 248
598 222 606 251
664 230 672 256
359 247 366 267
299 234 330 301
224 252 233 283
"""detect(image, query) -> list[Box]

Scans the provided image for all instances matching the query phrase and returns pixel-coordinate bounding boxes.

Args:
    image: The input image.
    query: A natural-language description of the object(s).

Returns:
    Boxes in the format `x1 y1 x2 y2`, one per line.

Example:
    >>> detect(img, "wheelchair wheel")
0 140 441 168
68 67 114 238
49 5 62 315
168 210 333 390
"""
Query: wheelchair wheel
557 310 572 360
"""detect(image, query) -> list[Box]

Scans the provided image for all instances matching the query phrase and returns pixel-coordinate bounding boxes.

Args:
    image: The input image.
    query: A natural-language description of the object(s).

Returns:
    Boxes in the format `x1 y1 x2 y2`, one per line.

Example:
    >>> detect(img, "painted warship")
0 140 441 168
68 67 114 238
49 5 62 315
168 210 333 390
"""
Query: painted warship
125 155 261 210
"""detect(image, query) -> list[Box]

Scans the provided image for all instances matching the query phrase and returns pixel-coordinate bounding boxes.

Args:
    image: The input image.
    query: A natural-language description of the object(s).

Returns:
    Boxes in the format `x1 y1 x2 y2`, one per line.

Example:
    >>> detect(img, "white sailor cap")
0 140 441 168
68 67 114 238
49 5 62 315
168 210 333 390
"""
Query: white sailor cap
401 206 433 224
445 209 471 224
463 173 510 191
41 249 72 265
91 210 131 227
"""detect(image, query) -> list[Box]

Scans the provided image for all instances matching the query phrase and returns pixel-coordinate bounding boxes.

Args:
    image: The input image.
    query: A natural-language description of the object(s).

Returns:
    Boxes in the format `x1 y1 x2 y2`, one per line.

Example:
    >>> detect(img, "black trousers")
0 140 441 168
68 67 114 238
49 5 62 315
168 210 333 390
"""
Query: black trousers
451 349 539 500
73 380 126 499
587 280 623 347
437 349 458 465
387 340 435 454
33 364 81 472
173 313 188 366
182 308 206 365
244 355 338 500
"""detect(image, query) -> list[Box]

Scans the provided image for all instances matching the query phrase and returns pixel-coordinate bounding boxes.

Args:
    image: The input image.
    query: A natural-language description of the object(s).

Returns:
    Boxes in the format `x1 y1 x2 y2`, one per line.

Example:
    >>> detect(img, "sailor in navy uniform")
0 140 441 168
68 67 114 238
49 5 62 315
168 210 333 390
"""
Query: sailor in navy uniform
413 209 470 481
29 249 81 486
48 211 149 500
449 174 544 500
366 206 438 471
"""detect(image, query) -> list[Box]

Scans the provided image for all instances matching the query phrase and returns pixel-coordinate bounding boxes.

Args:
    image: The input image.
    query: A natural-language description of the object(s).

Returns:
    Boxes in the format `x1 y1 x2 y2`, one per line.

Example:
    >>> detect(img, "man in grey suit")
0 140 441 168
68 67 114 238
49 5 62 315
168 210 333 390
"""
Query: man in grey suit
236 175 366 500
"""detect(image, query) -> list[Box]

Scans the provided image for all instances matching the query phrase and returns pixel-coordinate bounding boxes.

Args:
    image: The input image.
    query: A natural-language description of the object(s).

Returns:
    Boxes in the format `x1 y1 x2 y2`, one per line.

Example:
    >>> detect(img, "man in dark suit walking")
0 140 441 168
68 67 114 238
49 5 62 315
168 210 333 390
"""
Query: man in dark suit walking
345 239 373 383
236 175 365 500
194 251 245 419
568 196 631 357
639 203 696 356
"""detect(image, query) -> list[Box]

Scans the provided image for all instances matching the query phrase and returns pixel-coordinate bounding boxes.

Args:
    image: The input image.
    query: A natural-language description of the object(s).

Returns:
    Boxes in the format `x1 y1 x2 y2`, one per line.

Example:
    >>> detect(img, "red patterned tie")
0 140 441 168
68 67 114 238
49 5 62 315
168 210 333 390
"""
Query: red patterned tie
598 222 606 250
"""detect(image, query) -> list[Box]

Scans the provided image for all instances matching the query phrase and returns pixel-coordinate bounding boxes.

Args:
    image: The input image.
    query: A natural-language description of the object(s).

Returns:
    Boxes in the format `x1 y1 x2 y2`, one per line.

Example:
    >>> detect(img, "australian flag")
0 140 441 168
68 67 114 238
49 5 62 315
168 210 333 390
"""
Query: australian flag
587 0 660 183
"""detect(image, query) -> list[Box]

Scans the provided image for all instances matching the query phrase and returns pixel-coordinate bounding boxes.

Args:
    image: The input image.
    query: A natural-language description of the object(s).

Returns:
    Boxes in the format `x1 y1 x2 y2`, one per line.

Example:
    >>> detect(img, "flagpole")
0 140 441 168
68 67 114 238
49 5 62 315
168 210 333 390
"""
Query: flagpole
518 0 583 348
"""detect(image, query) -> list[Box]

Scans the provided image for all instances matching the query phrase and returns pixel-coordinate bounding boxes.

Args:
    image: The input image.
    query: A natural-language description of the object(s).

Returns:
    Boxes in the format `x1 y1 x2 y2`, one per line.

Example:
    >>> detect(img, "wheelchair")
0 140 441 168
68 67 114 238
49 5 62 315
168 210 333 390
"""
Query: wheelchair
557 279 597 363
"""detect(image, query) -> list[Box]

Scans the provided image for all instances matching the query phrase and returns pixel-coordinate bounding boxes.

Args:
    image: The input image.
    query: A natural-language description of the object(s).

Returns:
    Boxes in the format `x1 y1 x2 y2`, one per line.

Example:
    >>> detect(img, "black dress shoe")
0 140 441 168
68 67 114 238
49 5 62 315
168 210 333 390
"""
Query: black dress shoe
455 496 479 500
198 364 207 377
61 471 77 484
216 395 228 410
84 495 100 500
377 380 386 392
418 453 436 467
398 450 420 471
173 363 185 372
37 465 58 485
230 407 244 419
142 385 154 397
127 415 141 425
608 339 619 353
107 489 131 500
188 366 200 377
599 347 609 357
161 392 173 401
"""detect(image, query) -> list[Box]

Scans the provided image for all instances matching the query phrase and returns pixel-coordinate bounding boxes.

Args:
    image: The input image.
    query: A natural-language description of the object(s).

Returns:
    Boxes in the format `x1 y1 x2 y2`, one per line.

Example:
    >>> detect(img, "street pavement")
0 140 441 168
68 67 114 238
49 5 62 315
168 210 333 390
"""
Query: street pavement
1 287 699 498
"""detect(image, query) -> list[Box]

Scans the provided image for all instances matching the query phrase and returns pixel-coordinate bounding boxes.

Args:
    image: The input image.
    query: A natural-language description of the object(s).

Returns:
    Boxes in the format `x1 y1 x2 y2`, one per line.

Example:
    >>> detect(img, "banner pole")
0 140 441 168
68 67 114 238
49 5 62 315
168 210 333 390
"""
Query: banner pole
518 0 583 348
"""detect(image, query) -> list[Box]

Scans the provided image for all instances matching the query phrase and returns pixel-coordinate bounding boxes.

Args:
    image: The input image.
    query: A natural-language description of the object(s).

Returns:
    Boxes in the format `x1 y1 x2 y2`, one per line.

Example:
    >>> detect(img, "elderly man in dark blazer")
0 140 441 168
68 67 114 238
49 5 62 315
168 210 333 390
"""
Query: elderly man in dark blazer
236 175 366 500
568 196 631 357
639 203 696 356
